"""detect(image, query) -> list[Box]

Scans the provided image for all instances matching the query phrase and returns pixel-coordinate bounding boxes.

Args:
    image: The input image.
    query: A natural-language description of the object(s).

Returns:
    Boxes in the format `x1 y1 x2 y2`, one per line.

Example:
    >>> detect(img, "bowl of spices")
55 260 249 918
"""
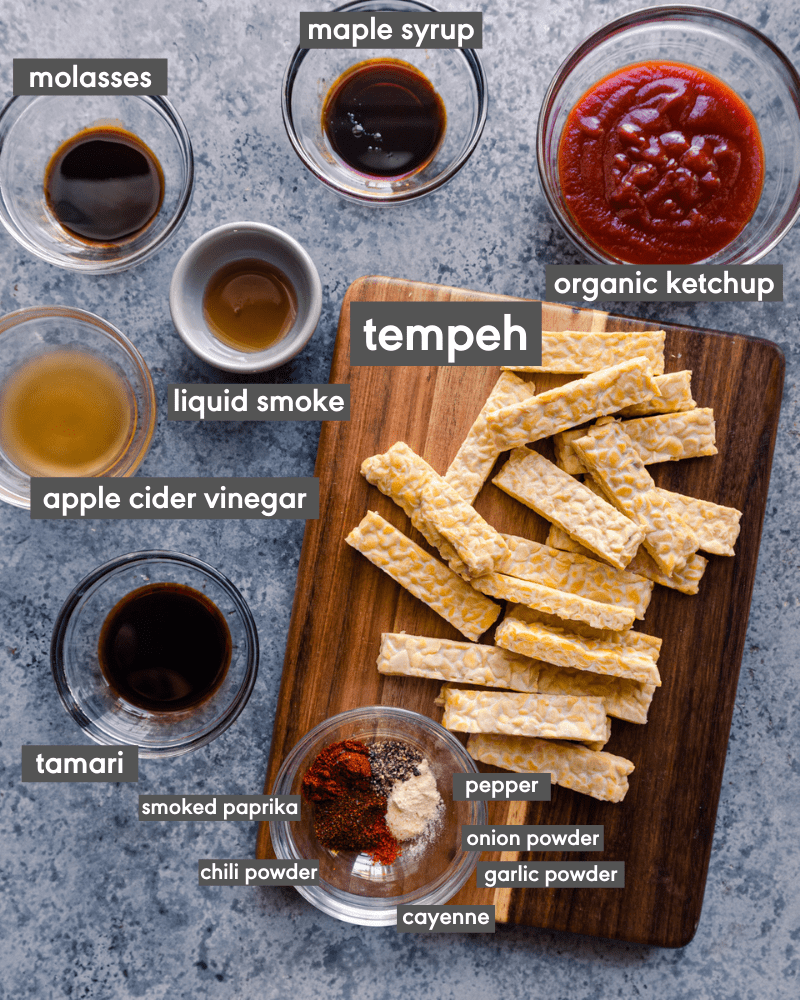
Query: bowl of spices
169 222 322 373
0 306 156 509
51 550 259 757
0 94 193 272
270 706 486 926
282 0 488 204
537 6 800 264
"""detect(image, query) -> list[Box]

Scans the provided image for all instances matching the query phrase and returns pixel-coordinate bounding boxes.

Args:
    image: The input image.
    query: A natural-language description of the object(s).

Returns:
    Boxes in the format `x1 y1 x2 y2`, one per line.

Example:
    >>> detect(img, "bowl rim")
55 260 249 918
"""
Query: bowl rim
169 220 323 373
0 304 157 509
536 3 800 264
50 549 260 758
269 705 486 925
0 94 194 273
281 0 489 204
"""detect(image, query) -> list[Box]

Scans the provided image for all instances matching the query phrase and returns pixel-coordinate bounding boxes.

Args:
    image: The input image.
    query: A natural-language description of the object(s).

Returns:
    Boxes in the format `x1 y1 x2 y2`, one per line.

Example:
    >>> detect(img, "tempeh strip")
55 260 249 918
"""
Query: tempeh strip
496 533 653 619
378 633 542 692
493 448 644 570
472 572 636 631
495 615 661 686
617 371 695 417
345 511 501 641
361 441 508 577
573 421 698 575
656 488 741 556
468 733 634 803
441 687 609 742
554 408 716 474
501 329 665 374
445 372 536 503
485 356 659 452
545 523 708 595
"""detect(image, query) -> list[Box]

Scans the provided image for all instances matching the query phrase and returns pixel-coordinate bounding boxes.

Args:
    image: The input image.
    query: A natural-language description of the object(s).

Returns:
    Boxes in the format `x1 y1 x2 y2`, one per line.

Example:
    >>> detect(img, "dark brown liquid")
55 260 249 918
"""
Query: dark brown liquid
98 583 231 713
322 59 446 178
44 126 164 243
203 258 297 352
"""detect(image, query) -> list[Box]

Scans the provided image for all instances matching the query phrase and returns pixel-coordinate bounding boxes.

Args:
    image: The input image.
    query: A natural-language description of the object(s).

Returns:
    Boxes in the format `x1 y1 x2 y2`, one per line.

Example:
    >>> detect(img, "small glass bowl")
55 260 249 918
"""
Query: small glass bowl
282 0 488 204
51 551 259 758
0 95 193 271
0 306 156 509
537 5 800 264
270 706 486 926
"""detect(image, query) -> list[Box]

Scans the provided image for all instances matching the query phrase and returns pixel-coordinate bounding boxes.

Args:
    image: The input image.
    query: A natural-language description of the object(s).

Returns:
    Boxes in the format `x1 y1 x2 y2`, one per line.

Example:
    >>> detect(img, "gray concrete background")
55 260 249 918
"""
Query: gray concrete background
0 0 798 997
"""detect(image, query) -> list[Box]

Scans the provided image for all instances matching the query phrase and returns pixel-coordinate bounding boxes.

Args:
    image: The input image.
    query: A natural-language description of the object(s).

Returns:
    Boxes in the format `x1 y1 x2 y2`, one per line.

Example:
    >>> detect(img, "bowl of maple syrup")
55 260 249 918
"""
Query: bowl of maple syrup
282 0 488 204
51 551 259 757
0 95 193 272
0 306 156 509
169 222 323 373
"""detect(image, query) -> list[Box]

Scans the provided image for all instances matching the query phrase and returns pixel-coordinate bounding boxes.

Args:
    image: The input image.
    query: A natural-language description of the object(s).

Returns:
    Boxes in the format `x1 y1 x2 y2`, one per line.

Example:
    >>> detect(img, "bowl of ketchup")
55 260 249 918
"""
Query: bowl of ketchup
537 6 800 265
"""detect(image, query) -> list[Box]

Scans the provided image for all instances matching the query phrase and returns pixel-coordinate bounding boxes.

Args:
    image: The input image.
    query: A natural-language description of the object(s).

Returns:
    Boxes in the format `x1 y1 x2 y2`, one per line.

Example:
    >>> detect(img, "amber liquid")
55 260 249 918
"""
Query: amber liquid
202 258 297 352
322 59 446 178
44 126 164 243
0 349 134 477
98 583 232 714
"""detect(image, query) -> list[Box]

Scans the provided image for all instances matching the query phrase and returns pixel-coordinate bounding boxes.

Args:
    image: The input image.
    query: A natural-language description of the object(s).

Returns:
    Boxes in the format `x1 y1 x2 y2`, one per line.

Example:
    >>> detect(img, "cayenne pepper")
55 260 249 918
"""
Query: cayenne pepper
301 739 400 865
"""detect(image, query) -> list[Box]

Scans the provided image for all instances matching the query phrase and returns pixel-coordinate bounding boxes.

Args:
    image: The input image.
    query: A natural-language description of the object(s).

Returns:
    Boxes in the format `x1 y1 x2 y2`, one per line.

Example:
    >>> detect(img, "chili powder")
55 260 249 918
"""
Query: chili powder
301 738 401 865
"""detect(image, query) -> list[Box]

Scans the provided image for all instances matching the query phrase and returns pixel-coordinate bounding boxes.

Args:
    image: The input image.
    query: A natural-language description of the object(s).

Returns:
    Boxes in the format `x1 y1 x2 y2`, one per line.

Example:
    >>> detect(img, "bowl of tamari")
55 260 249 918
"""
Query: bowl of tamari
0 94 193 271
0 306 156 509
537 5 800 264
51 550 259 757
282 0 488 204
270 706 486 926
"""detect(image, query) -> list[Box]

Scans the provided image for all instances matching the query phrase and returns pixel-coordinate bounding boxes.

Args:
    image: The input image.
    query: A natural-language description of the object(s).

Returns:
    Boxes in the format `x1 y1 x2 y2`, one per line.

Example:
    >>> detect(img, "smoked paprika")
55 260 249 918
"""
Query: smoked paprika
301 738 401 864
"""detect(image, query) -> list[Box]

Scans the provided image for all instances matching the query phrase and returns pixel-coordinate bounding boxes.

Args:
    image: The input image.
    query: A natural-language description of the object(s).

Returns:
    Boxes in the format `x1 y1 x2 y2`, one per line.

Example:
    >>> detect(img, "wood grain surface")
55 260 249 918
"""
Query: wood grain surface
257 275 784 947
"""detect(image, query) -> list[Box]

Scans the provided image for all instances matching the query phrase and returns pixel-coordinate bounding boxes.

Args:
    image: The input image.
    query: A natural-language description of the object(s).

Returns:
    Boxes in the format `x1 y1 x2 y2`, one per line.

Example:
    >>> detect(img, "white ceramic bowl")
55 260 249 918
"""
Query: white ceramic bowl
169 222 322 372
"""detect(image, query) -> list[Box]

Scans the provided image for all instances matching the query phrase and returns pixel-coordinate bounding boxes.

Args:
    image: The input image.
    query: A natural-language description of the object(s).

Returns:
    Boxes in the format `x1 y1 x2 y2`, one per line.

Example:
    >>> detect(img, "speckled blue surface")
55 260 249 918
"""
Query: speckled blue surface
0 1 798 997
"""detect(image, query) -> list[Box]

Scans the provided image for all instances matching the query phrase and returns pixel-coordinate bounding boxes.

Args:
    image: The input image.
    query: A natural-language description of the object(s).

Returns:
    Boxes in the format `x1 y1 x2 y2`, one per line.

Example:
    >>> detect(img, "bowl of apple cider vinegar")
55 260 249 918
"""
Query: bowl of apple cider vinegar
0 306 156 509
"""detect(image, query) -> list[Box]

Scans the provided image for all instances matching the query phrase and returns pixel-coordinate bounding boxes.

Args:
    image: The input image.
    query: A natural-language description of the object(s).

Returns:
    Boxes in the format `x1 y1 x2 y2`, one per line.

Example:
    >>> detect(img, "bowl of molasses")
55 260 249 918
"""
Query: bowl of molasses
282 0 488 204
51 551 259 757
0 95 193 271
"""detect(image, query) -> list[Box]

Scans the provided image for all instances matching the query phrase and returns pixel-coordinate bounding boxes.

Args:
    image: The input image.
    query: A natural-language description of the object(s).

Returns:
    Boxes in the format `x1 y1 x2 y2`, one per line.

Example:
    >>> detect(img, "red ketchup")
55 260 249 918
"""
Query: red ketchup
558 62 764 264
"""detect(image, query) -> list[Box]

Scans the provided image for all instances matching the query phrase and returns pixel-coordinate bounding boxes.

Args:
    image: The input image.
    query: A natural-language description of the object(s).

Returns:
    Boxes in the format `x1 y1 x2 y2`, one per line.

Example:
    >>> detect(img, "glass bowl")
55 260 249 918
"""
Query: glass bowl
0 95 193 271
0 306 156 509
537 5 800 264
51 551 259 758
270 706 486 926
282 0 488 204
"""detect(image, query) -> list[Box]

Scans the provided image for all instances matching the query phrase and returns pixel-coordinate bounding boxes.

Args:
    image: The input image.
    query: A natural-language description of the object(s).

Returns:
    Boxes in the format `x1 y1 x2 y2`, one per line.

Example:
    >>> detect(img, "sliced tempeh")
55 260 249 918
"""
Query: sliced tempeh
495 615 661 685
468 733 634 803
554 408 716 474
501 329 665 374
472 572 636 631
536 665 656 725
656 488 742 556
445 372 536 503
617 371 695 417
546 522 708 595
493 447 644 570
418 480 509 577
485 356 659 452
378 633 541 692
379 633 655 723
441 687 610 742
572 420 698 575
361 441 508 577
507 603 663 659
345 511 501 641
496 533 653 619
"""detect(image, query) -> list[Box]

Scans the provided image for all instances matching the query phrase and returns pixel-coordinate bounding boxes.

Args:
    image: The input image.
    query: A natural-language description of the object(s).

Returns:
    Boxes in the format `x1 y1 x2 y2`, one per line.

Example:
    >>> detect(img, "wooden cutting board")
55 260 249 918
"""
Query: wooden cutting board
256 275 783 947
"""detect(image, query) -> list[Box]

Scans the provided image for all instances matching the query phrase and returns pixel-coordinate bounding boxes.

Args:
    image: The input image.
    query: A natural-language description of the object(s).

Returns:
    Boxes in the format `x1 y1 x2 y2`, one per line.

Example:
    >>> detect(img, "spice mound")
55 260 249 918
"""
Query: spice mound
301 738 443 866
